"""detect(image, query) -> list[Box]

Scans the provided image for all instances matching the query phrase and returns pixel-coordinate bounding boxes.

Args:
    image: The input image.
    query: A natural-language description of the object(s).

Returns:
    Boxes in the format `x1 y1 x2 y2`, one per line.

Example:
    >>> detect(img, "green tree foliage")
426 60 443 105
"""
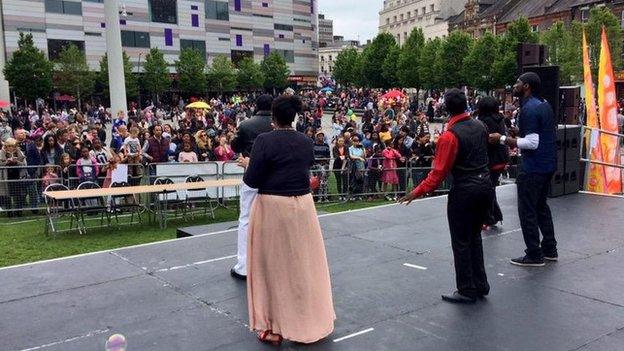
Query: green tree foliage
54 44 94 108
382 45 401 88
541 21 583 84
361 33 397 88
174 48 207 96
3 33 54 103
142 47 171 103
98 52 139 99
207 55 237 93
463 32 498 92
437 31 474 88
236 57 264 91
333 47 360 87
397 28 425 89
419 38 443 91
261 51 290 92
586 6 623 75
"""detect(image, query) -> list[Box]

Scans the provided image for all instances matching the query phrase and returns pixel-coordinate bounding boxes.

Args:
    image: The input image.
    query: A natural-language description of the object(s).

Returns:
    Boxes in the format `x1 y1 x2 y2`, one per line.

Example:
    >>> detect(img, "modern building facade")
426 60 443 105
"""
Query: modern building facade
378 0 469 44
318 13 333 47
0 0 319 90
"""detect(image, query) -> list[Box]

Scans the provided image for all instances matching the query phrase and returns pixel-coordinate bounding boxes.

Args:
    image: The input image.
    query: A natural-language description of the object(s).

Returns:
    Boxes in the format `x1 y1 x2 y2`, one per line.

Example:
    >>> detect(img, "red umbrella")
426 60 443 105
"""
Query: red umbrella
0 100 9 108
381 89 406 100
56 94 75 102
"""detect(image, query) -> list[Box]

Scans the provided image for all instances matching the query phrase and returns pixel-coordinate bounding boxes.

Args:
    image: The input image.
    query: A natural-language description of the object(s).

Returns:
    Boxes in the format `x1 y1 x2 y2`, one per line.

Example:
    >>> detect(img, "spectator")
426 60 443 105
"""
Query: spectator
381 143 402 201
41 164 60 191
410 132 435 188
348 135 366 199
40 134 62 166
332 137 349 200
194 130 215 161
75 147 100 183
0 138 27 217
143 125 170 164
312 131 330 202
214 135 235 161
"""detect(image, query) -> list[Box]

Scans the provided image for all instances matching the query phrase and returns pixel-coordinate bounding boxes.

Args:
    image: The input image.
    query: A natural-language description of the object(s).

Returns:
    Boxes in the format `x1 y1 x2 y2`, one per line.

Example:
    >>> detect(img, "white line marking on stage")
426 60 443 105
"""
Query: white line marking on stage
482 228 521 240
498 273 505 276
403 263 428 270
0 185 519 271
333 328 375 342
154 254 237 272
19 328 110 351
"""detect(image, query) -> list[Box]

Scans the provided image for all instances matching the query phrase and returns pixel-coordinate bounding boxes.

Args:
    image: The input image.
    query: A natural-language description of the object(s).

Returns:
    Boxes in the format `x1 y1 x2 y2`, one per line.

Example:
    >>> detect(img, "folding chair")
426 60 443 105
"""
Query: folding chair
75 181 110 234
184 176 216 220
43 183 78 237
110 182 142 226
153 177 183 229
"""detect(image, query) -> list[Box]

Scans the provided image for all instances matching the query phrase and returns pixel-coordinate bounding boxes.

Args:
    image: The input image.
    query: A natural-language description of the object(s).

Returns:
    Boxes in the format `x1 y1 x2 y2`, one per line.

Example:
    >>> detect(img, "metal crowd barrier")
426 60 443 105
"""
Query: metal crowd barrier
0 165 62 215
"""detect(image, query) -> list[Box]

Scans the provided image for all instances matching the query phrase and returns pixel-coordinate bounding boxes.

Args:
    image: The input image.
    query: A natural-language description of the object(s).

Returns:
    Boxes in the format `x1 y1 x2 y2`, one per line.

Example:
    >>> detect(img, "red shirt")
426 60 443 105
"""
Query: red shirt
410 112 470 198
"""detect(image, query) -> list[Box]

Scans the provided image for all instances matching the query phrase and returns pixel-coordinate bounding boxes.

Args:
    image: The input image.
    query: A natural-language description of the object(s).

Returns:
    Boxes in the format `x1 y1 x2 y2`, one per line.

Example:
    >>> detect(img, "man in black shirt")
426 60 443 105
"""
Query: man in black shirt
229 94 274 280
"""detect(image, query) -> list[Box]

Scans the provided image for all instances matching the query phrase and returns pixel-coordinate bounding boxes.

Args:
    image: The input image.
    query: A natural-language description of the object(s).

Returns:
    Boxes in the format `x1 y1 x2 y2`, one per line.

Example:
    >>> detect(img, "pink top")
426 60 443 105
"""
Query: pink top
214 146 235 161
381 148 401 170
178 151 198 163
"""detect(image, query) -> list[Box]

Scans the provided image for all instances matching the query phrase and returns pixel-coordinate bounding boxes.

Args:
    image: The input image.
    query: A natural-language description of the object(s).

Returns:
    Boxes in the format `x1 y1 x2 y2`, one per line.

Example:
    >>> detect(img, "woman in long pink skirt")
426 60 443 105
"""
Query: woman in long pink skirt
243 95 335 345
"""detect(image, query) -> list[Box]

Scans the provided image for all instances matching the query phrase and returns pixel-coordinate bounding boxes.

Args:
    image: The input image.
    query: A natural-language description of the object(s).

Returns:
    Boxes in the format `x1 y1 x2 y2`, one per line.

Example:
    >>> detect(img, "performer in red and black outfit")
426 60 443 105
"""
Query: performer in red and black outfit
400 89 494 304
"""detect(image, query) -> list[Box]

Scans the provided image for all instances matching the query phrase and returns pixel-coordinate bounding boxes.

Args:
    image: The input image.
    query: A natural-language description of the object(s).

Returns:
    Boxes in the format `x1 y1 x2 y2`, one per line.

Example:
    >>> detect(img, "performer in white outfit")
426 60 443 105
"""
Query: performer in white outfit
229 95 274 279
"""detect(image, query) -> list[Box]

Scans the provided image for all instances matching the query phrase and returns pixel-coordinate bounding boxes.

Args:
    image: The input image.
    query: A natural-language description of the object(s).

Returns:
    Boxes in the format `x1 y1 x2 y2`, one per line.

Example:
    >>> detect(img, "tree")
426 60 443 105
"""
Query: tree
382 45 401 88
491 17 540 88
397 28 425 90
541 21 583 85
261 52 290 93
207 55 237 93
333 47 359 87
586 5 623 76
437 31 473 88
174 48 207 96
419 38 443 91
54 44 94 110
463 32 497 92
142 48 171 104
236 57 264 91
361 33 397 88
98 52 139 100
3 32 54 105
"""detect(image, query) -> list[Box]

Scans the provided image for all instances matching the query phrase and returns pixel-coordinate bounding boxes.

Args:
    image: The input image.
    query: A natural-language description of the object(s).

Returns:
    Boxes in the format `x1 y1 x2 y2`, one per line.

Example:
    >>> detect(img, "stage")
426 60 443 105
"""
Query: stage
2 185 624 350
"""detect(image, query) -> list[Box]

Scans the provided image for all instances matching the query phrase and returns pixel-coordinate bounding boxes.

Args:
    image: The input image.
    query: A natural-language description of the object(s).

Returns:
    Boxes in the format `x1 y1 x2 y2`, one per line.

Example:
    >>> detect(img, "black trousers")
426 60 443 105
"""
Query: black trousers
517 171 557 259
485 171 503 225
447 179 494 297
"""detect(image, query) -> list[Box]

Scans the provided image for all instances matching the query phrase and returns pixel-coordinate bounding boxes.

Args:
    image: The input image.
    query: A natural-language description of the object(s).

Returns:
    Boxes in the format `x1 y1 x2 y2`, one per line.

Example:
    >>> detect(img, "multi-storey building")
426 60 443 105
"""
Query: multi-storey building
318 37 360 77
0 0 319 91
318 13 333 47
378 0 469 44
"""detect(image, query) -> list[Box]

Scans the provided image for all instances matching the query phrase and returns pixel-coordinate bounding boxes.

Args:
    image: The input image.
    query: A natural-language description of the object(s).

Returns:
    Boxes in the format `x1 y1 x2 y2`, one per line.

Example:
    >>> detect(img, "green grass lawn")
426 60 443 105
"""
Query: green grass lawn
0 198 397 268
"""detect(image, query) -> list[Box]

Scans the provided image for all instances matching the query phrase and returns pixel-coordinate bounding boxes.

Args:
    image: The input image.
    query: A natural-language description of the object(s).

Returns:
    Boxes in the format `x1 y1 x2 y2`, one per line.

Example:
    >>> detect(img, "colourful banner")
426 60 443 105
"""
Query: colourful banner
582 30 606 193
597 27 622 194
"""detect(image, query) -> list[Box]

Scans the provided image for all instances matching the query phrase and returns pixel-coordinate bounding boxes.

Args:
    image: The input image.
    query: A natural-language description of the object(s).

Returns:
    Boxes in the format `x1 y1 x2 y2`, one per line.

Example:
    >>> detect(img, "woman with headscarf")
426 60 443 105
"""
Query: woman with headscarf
476 96 509 228
244 95 335 346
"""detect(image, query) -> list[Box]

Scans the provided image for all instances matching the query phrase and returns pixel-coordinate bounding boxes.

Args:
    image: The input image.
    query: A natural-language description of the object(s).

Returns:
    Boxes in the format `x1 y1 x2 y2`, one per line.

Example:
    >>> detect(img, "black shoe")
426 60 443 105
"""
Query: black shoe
510 255 545 267
230 268 247 281
543 253 558 261
441 291 477 304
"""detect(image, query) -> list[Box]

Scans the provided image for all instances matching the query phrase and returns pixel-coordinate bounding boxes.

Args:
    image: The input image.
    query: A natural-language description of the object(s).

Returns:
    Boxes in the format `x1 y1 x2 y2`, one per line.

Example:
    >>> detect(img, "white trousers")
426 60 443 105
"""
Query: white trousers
232 182 258 276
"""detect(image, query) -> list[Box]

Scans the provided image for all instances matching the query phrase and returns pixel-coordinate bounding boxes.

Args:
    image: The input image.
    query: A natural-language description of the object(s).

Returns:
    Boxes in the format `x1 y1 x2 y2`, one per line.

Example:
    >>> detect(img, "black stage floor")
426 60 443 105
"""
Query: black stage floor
2 185 624 351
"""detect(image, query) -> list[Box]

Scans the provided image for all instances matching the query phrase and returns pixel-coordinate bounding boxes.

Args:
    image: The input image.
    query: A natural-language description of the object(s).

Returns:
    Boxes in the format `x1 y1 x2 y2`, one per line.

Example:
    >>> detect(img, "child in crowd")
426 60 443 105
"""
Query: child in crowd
122 126 143 182
76 147 100 183
102 154 121 188
42 164 60 190
178 142 198 163
381 143 402 201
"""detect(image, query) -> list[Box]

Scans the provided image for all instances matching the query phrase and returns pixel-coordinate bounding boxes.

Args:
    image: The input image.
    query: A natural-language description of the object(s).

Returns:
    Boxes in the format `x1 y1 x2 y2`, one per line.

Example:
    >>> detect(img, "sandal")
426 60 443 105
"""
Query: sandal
257 330 283 346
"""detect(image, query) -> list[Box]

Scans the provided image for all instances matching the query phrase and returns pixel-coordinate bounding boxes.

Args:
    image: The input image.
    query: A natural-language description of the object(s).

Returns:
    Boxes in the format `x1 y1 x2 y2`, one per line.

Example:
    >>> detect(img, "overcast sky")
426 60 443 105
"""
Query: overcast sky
318 0 381 43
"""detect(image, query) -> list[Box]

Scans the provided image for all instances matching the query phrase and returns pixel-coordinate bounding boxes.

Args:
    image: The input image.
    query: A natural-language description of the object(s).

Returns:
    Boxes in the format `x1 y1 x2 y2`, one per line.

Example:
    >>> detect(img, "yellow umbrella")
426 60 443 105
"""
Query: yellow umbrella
186 101 211 109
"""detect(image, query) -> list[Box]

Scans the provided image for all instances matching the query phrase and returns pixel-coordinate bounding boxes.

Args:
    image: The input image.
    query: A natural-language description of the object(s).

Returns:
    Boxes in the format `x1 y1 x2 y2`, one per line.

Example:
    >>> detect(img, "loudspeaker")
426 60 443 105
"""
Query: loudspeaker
560 86 581 108
561 106 580 125
522 65 560 119
517 43 547 68
549 125 582 197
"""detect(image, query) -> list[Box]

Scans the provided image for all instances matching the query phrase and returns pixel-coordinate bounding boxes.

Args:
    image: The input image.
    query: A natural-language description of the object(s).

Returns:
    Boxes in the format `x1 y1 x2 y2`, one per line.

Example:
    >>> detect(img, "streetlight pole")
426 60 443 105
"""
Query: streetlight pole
137 52 142 109
104 0 128 119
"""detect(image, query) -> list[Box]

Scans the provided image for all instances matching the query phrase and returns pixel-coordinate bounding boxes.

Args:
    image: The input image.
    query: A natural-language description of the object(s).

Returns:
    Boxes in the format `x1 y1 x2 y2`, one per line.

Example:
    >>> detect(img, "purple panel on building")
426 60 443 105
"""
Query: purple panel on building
101 22 106 28
191 14 199 27
119 19 126 25
262 2 268 7
311 0 314 14
236 35 243 47
191 5 198 10
278 34 284 39
164 28 173 46
263 44 270 56
234 0 241 11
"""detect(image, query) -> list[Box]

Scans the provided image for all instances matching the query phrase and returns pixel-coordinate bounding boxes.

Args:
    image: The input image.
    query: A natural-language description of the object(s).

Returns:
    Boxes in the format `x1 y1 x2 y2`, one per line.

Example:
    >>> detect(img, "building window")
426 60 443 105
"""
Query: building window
121 30 151 48
393 16 397 22
236 34 243 47
47 39 84 60
180 39 206 60
150 0 177 24
191 14 199 27
206 0 229 20
422 6 426 14
531 24 538 32
581 8 589 22
274 49 294 63
234 0 241 11
274 24 294 31
329 55 332 61
264 44 270 56
430 4 434 12
386 18 390 25
164 28 173 46
45 0 82 15
397 33 400 43
231 50 253 65
407 11 411 18
400 14 404 21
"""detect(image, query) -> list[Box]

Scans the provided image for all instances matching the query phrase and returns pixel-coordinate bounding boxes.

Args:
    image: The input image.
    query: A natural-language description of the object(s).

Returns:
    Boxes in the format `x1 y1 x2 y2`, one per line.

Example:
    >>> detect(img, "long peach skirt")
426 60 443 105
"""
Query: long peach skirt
247 193 335 344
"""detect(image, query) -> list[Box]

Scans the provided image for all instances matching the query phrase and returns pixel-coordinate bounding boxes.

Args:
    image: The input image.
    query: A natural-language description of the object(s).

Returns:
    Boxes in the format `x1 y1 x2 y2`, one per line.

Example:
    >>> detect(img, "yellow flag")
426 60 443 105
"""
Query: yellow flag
597 27 622 194
582 30 606 193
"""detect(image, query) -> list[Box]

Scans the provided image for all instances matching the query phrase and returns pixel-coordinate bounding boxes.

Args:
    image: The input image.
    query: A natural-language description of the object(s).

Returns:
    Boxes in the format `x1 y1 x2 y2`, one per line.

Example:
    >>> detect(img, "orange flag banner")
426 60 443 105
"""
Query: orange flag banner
582 30 606 193
597 27 622 194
